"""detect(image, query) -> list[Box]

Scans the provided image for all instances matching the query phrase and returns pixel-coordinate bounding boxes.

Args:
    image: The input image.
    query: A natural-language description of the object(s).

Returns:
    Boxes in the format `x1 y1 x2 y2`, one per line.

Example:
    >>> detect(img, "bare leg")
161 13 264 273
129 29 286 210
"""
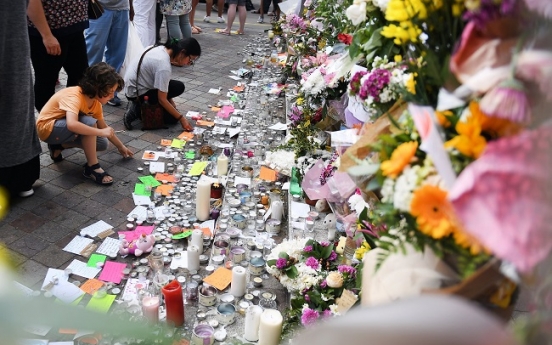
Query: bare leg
190 0 202 32
224 3 237 33
217 0 224 17
81 134 112 184
237 5 246 33
205 0 213 17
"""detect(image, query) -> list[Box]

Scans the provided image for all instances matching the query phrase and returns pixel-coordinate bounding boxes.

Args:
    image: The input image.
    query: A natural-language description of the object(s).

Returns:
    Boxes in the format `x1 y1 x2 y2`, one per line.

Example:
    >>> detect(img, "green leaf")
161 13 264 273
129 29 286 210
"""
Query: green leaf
266 259 277 267
320 243 334 259
286 265 299 279
278 252 290 260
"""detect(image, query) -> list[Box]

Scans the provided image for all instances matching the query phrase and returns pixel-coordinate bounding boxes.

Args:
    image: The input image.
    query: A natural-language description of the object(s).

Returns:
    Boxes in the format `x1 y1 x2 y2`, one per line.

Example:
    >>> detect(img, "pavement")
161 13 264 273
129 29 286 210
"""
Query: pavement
0 3 271 291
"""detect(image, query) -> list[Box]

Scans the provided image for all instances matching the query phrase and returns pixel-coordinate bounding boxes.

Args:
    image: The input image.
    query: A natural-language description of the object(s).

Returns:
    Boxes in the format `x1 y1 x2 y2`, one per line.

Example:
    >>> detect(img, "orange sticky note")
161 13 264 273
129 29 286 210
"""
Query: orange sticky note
201 227 212 237
59 328 78 334
161 139 173 146
155 173 177 183
260 166 277 181
142 151 156 160
232 85 245 92
202 267 232 291
178 131 194 141
156 184 174 196
211 106 221 112
197 120 215 127
80 278 105 295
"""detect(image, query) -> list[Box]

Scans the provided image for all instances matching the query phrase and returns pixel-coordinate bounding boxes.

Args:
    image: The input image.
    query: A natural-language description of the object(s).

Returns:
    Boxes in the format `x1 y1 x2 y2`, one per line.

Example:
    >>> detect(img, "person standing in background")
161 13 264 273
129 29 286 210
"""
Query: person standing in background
189 0 202 34
160 0 192 40
156 0 164 44
134 0 157 47
85 0 134 107
27 0 90 112
220 0 246 35
0 0 42 200
203 0 225 24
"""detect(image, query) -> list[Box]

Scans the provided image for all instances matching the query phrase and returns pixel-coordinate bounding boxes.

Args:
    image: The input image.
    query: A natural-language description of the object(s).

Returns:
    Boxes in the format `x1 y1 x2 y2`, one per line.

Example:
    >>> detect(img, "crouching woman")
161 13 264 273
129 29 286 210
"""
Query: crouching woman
36 62 133 186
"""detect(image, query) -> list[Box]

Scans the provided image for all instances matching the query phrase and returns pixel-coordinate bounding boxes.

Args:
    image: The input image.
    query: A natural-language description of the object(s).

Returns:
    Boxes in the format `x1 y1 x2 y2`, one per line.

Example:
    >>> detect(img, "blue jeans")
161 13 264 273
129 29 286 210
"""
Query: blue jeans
85 9 130 72
165 14 192 40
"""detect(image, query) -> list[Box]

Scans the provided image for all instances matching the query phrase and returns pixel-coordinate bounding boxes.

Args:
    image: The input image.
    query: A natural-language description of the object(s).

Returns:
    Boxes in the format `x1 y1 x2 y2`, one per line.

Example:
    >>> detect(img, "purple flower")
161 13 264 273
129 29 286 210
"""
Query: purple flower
305 256 320 270
304 294 310 302
276 258 288 270
320 280 327 288
359 68 391 102
320 241 330 247
322 309 332 318
328 251 337 261
480 78 531 123
303 245 313 252
301 308 320 326
289 106 304 126
338 265 356 276
463 0 517 28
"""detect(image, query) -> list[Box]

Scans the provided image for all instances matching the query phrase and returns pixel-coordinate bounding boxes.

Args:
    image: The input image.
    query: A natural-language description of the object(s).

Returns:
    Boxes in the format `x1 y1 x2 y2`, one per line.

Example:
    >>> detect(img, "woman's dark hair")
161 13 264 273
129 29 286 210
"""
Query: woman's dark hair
164 37 202 59
79 62 124 99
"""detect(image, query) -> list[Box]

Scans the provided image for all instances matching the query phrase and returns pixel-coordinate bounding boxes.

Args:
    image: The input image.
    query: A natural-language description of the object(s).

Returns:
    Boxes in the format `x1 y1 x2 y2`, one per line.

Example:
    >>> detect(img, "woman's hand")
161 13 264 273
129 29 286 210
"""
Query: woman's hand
179 116 193 131
118 145 134 159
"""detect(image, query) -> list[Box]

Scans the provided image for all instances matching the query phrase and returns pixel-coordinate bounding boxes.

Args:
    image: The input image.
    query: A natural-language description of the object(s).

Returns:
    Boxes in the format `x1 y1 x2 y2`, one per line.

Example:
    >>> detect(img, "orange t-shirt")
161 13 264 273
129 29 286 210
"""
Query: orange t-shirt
36 86 103 141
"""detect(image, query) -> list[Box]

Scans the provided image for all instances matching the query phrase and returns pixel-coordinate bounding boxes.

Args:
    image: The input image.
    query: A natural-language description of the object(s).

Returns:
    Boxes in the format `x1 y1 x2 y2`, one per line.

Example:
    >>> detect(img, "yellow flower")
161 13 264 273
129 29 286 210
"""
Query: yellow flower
451 227 485 255
445 106 487 158
469 101 521 138
0 186 7 220
405 73 416 94
410 185 457 239
385 0 428 22
380 141 418 178
381 21 422 45
465 0 481 11
452 0 465 16
296 97 304 106
435 110 452 128
318 39 326 50
394 55 403 62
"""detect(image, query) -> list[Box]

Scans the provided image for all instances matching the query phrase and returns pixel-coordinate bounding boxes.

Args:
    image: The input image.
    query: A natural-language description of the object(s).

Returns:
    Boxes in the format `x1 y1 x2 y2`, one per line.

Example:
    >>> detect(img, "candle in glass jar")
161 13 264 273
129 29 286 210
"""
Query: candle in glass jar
161 280 185 326
187 245 200 271
229 266 246 297
258 309 283 345
196 180 211 221
141 295 160 323
244 305 263 342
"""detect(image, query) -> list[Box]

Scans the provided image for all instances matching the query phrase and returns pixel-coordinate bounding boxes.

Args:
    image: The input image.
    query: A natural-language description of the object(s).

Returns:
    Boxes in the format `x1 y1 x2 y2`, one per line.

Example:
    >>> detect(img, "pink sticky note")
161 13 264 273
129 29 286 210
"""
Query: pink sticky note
99 261 127 284
217 105 234 119
118 225 154 242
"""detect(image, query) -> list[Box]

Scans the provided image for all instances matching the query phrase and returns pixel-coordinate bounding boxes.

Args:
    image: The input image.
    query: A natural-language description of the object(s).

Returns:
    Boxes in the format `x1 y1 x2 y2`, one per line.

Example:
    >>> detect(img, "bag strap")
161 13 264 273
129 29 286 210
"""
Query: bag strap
135 45 158 105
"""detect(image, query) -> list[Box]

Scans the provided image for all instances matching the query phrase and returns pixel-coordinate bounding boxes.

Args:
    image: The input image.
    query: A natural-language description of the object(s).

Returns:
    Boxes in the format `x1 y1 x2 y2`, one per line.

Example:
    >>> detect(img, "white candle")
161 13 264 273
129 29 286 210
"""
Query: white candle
191 229 203 253
328 227 336 241
217 153 228 176
141 295 160 323
229 266 246 297
196 180 211 221
244 305 263 342
258 309 283 345
187 245 200 271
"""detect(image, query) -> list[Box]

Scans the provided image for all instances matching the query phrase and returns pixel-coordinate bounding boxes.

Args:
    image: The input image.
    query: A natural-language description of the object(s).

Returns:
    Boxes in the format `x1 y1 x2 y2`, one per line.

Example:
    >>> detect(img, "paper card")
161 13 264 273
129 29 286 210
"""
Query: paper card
160 139 173 146
185 150 196 159
86 294 116 314
291 221 305 230
211 106 221 112
87 254 106 268
52 279 86 304
336 289 358 314
13 281 34 296
99 261 127 284
171 139 185 149
127 205 148 221
134 184 151 197
80 220 113 238
330 129 360 146
42 268 67 291
268 122 288 131
197 120 215 127
201 220 215 234
202 267 233 291
67 260 101 279
148 161 165 174
63 236 95 256
23 324 52 337
228 75 241 81
212 126 227 135
138 176 161 187
232 85 245 92
234 176 251 186
189 161 209 176
227 127 241 138
170 252 188 270
142 151 159 161
155 184 174 196
217 105 234 119
154 206 168 219
260 166 277 181
95 237 121 258
121 278 150 302
214 118 232 126
155 173 176 183
291 201 311 218
185 111 200 118
208 88 221 94
178 131 195 141
80 279 105 295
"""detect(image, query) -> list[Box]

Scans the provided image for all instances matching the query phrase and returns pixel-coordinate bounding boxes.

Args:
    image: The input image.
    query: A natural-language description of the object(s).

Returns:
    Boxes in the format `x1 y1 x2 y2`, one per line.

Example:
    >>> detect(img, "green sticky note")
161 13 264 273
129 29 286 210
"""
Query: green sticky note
185 151 196 159
230 95 239 102
87 253 107 268
172 230 193 240
139 175 161 187
189 161 208 176
171 139 185 149
86 294 116 314
134 183 151 196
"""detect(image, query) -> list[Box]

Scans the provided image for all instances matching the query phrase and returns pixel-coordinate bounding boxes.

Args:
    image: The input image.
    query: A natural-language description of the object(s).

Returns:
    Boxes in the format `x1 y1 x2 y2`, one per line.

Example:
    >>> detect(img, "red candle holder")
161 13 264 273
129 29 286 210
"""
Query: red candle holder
162 280 184 327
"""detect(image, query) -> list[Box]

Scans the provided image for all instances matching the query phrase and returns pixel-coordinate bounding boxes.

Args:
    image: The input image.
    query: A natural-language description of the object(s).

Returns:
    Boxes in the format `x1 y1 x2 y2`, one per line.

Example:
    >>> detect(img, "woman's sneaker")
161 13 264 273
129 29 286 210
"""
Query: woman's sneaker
19 189 34 198
257 16 264 23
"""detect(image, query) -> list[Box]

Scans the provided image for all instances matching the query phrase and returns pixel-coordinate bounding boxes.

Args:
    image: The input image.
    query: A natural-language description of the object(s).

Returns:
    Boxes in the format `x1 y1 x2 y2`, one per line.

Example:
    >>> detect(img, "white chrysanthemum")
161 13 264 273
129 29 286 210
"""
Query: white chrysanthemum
393 165 421 212
303 68 326 95
348 193 370 215
380 178 395 203
346 1 367 25
278 262 323 292
329 304 341 316
264 150 296 174
373 0 389 11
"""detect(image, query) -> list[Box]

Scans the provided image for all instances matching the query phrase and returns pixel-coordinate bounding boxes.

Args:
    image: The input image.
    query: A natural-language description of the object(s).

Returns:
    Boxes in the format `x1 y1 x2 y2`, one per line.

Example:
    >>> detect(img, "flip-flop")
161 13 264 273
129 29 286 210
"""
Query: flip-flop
194 25 203 32
192 27 201 34
218 31 231 36
236 31 245 35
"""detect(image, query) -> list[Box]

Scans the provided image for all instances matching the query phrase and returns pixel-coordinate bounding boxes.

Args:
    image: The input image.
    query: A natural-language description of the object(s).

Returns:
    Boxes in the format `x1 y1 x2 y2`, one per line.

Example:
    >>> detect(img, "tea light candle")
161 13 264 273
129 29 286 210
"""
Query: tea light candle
244 305 263 342
142 295 160 323
230 266 247 297
258 309 283 345
196 180 211 221
187 245 200 271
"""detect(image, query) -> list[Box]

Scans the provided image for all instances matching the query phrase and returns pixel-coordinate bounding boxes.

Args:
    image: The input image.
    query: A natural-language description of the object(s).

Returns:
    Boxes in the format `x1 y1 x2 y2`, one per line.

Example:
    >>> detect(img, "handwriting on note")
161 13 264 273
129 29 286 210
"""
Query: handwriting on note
336 289 358 314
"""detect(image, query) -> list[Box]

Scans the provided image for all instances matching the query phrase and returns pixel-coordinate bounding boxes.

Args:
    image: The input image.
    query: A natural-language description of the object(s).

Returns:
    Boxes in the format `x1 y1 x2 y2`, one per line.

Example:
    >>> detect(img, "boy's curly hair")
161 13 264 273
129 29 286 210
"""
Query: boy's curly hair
79 62 124 99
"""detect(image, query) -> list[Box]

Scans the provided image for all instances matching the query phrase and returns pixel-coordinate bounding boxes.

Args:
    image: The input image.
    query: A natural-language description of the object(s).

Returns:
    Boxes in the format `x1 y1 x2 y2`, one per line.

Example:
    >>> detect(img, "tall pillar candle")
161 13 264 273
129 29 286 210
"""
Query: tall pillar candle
258 309 283 345
187 245 200 271
141 295 160 323
244 305 263 342
217 153 229 176
161 280 185 327
191 229 204 253
229 266 246 297
196 180 211 221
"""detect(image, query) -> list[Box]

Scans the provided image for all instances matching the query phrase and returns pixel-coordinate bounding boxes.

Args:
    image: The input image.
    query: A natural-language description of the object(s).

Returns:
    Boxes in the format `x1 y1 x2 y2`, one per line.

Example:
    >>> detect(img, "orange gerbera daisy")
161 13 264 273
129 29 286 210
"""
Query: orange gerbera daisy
410 185 456 239
380 141 418 178
469 101 522 138
435 110 452 128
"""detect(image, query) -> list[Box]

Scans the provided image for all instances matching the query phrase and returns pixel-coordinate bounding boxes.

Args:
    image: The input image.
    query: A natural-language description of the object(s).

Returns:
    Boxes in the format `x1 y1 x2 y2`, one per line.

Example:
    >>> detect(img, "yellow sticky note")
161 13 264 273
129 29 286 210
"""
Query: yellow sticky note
189 161 208 176
202 267 232 291
86 294 116 314
171 139 185 148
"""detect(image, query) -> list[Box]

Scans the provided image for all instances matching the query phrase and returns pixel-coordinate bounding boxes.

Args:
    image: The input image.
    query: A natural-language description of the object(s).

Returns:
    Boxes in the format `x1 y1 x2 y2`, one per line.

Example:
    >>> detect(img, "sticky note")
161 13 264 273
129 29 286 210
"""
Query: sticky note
155 184 174 196
171 139 185 149
98 261 127 284
80 279 104 295
172 231 193 240
189 161 209 176
178 131 194 141
155 173 177 183
211 106 222 112
134 183 151 197
202 227 212 237
160 139 173 146
260 166 278 181
202 267 233 291
86 294 116 314
87 254 106 268
196 120 215 127
142 151 157 160
139 175 161 187
232 85 245 92
185 151 196 159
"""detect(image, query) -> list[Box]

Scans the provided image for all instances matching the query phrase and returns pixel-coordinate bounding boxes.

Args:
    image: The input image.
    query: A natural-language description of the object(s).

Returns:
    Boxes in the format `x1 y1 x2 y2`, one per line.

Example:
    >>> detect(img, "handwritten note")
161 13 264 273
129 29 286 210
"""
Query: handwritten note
80 279 105 295
189 161 209 176
171 139 185 149
99 261 127 284
134 183 151 197
127 205 148 221
291 201 311 218
202 267 233 291
160 139 173 146
155 184 174 196
155 173 177 183
86 294 116 314
80 220 112 238
132 193 153 207
96 237 121 258
178 131 194 141
336 289 358 314
63 236 95 256
139 175 161 187
141 151 159 161
260 166 277 181
149 161 165 174
67 259 101 279
196 120 215 127
234 176 251 186
87 254 106 268
121 278 149 302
